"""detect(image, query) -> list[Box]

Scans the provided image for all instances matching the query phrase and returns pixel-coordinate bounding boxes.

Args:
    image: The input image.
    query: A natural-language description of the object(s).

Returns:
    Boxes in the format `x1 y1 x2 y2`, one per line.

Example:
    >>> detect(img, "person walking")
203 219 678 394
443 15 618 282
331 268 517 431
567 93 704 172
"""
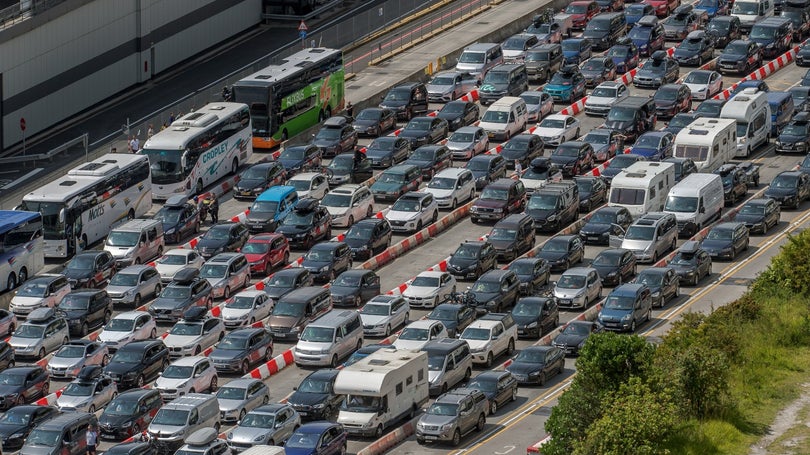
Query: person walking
86 424 98 455
514 159 523 176
147 124 155 139
129 136 140 153
205 193 219 223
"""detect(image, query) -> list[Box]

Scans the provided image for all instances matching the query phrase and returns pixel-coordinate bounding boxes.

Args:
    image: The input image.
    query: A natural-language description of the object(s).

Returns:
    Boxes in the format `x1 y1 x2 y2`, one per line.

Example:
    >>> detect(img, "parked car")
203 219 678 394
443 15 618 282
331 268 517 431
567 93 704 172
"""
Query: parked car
520 90 555 122
664 113 700 136
9 274 71 319
0 405 61 451
352 108 396 137
106 265 161 307
275 198 332 250
424 168 477 210
427 70 478 102
399 117 450 149
633 50 680 88
47 340 110 380
663 156 698 182
311 116 358 157
287 172 330 200
634 266 680 307
9 307 69 359
153 356 217 400
56 289 114 337
226 403 301 450
466 371 518 415
734 198 782 234
597 283 652 332
162 308 226 358
764 171 810 208
300 241 353 283
343 218 393 260
553 267 603 309
234 162 287 200
436 100 480 131
582 130 623 163
551 320 604 355
103 339 169 390
447 240 498 281
0 366 49 409
64 251 117 289
608 38 641 73
321 184 375 228
415 388 488 445
511 296 559 338
467 269 520 314
548 142 595 178
215 378 271 424
98 388 163 441
575 176 608 212
446 126 490 160
287 369 344 421
56 367 117 413
194 222 250 260
358 295 410 337
590 248 637 287
152 195 200 244
580 57 617 87
403 145 453 180
325 152 373 187
263 268 313 302
706 15 742 48
543 64 587 102
466 154 508 190
537 235 585 272
653 84 692 119
199 253 251 300
208 327 274 374
505 345 565 385
285 422 347 455
673 30 716 66
535 115 581 148
579 206 634 245
277 144 322 175
402 271 457 309
426 303 477 338
221 290 274 329
667 240 713 285
500 134 545 171
700 222 750 260
148 268 213 323
508 257 551 295
777 112 810 154
154 249 205 283
385 191 440 234
329 269 381 307
364 136 411 168
241 233 290 277
632 131 675 160
717 40 763 75
370 164 423 202
98 311 157 352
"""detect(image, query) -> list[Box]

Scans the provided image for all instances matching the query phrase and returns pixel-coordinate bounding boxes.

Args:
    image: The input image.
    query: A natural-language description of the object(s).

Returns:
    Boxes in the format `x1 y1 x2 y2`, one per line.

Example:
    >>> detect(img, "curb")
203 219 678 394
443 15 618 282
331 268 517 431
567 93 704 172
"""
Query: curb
356 416 419 455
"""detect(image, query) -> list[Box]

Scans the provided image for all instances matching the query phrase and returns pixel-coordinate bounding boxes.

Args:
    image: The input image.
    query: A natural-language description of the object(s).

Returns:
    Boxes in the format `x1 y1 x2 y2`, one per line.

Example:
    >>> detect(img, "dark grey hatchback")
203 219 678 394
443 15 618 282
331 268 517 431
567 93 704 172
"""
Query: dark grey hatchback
208 327 274 374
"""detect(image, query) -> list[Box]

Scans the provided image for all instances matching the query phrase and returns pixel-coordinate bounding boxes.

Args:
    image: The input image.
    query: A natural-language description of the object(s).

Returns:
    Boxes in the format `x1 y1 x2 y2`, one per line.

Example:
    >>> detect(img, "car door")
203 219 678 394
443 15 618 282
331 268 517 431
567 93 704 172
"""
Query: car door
361 272 381 300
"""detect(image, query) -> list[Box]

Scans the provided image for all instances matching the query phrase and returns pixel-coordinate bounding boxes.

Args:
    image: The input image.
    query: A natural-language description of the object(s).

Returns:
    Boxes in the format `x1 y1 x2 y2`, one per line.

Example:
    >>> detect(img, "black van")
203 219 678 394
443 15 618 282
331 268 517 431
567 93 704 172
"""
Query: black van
584 12 628 50
379 82 429 120
478 63 530 105
604 96 657 141
525 181 580 232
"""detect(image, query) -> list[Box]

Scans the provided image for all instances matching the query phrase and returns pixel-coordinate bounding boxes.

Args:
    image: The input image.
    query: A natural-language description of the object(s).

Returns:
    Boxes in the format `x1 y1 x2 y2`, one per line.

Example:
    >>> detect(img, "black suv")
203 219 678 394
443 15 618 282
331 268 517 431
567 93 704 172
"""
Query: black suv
488 213 536 261
667 240 712 285
264 268 313 301
0 366 49 410
466 154 508 190
717 40 763 75
603 96 658 141
470 178 528 223
673 30 716 66
275 198 332 250
508 258 551 295
525 43 564 82
287 369 344 421
301 241 353 283
469 270 520 314
344 218 393 260
511 296 559 338
148 267 213 323
153 194 200 244
312 116 359 158
56 289 114 337
195 222 250 260
764 170 810 209
750 17 794 58
64 250 117 289
0 404 60 450
447 240 498 281
103 340 169 390
379 82 429 120
537 234 586 272
98 388 164 441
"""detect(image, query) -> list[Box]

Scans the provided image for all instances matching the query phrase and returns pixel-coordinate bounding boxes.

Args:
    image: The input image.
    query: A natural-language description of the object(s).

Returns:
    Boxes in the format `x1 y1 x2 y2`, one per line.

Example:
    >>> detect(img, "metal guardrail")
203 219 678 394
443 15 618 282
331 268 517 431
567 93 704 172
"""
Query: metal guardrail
261 0 344 21
0 0 66 29
0 133 86 164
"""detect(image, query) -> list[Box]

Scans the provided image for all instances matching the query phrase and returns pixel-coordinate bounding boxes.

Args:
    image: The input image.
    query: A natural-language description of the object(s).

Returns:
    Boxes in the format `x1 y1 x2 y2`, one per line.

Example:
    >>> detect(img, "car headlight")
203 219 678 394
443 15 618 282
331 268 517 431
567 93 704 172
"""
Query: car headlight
622 314 632 321
547 214 557 222
9 431 25 439
313 403 325 409
254 435 266 442
124 371 139 380
441 423 455 431
320 266 329 273
652 291 661 298
166 228 176 235
527 321 538 328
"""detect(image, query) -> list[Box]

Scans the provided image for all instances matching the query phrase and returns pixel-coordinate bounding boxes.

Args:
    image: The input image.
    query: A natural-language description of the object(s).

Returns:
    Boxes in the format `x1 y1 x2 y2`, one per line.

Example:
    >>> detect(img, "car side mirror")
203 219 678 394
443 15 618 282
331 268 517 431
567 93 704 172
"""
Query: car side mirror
699 206 705 214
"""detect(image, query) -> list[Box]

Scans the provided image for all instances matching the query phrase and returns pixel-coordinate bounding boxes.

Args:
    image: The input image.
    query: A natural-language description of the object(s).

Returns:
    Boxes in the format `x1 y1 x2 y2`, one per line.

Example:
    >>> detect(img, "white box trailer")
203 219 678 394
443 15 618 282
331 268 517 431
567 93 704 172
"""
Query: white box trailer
608 161 676 218
719 89 771 158
334 348 429 438
673 118 737 171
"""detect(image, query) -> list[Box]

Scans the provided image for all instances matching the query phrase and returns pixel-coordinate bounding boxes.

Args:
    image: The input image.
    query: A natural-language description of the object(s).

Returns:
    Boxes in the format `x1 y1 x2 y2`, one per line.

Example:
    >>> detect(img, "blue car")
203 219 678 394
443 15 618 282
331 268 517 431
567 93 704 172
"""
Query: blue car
625 3 655 26
608 39 640 73
543 65 588 103
597 283 653 332
561 38 593 64
628 16 666 57
631 131 674 160
285 422 348 455
694 0 728 18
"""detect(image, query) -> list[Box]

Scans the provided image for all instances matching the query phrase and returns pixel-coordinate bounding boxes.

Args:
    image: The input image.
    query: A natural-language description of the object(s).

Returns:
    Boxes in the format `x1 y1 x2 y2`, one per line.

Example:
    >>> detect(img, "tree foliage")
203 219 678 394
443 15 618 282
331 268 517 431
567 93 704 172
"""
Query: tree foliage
753 231 810 295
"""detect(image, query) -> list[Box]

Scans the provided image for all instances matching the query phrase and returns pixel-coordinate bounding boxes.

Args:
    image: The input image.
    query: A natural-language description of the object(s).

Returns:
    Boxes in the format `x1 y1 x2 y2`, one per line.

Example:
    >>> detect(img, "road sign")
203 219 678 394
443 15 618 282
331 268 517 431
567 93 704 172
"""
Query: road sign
300 30 307 40
298 20 308 32
19 117 25 131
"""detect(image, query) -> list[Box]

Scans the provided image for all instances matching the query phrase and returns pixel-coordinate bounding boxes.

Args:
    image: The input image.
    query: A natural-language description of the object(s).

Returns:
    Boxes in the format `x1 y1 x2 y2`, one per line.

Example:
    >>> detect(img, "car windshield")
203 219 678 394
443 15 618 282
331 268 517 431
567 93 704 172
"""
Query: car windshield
706 228 733 240
267 274 294 288
384 88 411 101
708 20 730 33
60 294 90 310
466 160 491 172
356 109 381 121
772 174 798 188
272 301 304 317
503 139 531 152
16 281 49 297
305 248 334 262
154 206 183 225
203 226 235 241
283 210 315 226
152 409 189 426
106 317 136 332
637 273 663 287
200 264 227 279
334 274 362 287
665 13 691 26
654 89 678 101
740 203 766 215
607 106 635 122
322 193 352 208
279 147 306 160
509 262 537 276
513 300 542 316
62 382 94 397
593 252 621 266
627 4 648 14
392 198 422 212
411 276 440 287
782 123 809 136
289 179 314 191
669 115 696 129
566 3 588 13
608 46 630 57
548 73 574 86
378 171 406 184
427 355 446 371
241 242 269 254
428 177 457 190
724 42 749 55
489 227 517 241
399 327 429 340
681 39 704 51
111 350 142 364
298 377 330 393
106 231 139 247
0 408 34 425
528 194 558 210
480 187 508 200
582 60 606 71
790 88 809 103
216 335 249 350
503 38 528 50
665 196 698 212
524 166 553 180
563 323 591 336
554 144 581 157
239 412 275 428
25 429 61 447
609 188 645 205
110 273 139 287
55 345 86 358
345 224 373 240
241 165 271 180
604 295 635 310
360 303 390 316
472 280 500 293
428 402 459 416
515 349 546 363
750 26 777 40
66 255 95 271
483 71 509 84
576 179 594 194
14 324 45 338
161 365 193 379
169 322 203 336
520 94 542 105
105 398 140 416
542 239 569 252
671 252 698 266
453 244 480 259
591 86 618 98
328 156 354 172
428 307 458 320
217 386 248 401
589 210 617 224
228 295 258 309
161 286 190 299
449 131 475 143
439 102 465 114
558 274 586 289
625 225 655 240
158 254 188 265
0 373 25 386
628 27 651 39
405 118 433 131
250 200 280 215
462 327 491 340
562 40 584 51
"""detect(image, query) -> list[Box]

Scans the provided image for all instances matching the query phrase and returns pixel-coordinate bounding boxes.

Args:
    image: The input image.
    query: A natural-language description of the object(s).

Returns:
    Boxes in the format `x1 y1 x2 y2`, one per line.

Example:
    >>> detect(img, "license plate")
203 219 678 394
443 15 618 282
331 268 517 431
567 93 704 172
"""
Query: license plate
488 132 495 138
517 329 525 334
560 299 571 304
241 191 251 196
588 236 599 241
425 436 437 441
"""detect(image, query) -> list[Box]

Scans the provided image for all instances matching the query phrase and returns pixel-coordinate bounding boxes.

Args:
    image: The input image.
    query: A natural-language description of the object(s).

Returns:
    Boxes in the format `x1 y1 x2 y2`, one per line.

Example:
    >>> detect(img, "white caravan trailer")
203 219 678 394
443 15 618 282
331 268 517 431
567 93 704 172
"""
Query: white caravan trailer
674 118 737 171
719 88 771 158
608 161 676 218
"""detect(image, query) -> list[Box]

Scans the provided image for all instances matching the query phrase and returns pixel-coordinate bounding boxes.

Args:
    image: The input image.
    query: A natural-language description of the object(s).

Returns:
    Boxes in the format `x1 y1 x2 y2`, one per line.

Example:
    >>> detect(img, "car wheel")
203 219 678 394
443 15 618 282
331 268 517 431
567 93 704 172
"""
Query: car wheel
507 338 515 355
646 308 652 322
354 295 362 307
375 424 384 438
464 367 472 381
102 354 110 366
330 354 339 368
490 400 498 416
6 322 13 337
692 273 699 286
367 205 374 218
15 395 24 406
511 386 518 402
538 373 546 386
209 376 218 392
416 220 423 232
223 286 231 300
239 409 246 422
88 405 96 414
241 360 250 374
136 375 144 388
630 319 637 332
384 324 392 337
485 352 493 368
348 215 354 226
104 311 112 324
329 270 336 282
80 323 89 337
452 429 461 446
432 211 439 224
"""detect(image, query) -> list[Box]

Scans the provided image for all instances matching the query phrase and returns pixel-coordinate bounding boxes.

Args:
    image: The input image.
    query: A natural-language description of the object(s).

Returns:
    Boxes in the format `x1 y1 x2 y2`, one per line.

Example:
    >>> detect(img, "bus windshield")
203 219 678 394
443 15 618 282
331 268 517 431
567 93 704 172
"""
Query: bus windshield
140 149 185 184
18 201 65 240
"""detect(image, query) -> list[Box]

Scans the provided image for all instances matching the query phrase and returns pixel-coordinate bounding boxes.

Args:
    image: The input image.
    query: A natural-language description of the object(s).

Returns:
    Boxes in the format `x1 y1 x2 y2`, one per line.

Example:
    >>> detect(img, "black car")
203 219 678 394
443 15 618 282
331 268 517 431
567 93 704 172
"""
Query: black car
64 250 117 289
505 345 565 385
777 112 810 154
152 195 200 244
634 266 680 307
0 366 49 410
103 340 169 390
326 152 374 186
467 371 518 415
789 86 810 112
574 176 608 212
148 268 213 323
447 240 498 281
579 57 617 87
0 341 14 370
195 222 250 260
633 50 680 88
468 269 520 314
364 136 411 168
98 388 164 441
312 116 359 158
508 258 551 296
700 222 750 260
717 39 762 75
511 296 559 338
765 170 810 209
667 240 713 285
352 107 396 137
278 144 322 176
287 369 343 421
537 235 585 272
403 145 453 180
265 268 313 301
673 30 716 66
207 327 274 374
551 320 604 356
436 100 480 131
343 218 393 260
425 303 477 338
466 154 508 190
234 161 287 200
500 134 545 170
653 83 692 119
706 15 742 48
549 142 595 178
599 153 645 183
329 269 381 307
580 206 633 245
662 156 698 182
56 289 114 337
398 117 450 148
301 241 353 283
275 198 332 250
662 6 704 40
103 441 159 455
590 248 637 286
663 112 700 135
0 405 60 451
734 198 782 234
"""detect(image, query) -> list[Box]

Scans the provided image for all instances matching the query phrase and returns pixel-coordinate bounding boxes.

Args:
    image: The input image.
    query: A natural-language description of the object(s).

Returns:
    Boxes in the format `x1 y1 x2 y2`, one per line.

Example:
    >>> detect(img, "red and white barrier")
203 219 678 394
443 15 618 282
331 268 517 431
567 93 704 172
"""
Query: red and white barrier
244 348 295 380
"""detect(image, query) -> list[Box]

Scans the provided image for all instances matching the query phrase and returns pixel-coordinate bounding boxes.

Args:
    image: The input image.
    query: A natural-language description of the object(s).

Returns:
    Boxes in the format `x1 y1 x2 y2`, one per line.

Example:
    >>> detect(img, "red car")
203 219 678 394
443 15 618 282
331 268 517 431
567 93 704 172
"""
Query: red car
643 0 680 17
564 1 600 29
241 233 290 276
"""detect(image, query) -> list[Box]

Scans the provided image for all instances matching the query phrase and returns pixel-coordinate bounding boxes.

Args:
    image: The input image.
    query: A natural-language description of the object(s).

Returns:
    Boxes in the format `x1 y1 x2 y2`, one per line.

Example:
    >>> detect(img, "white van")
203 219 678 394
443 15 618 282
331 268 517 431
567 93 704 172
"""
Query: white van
239 446 286 455
719 89 771 157
732 0 774 31
104 218 165 268
478 97 528 141
334 348 429 438
608 161 676 218
293 309 364 367
674 118 737 171
663 173 725 237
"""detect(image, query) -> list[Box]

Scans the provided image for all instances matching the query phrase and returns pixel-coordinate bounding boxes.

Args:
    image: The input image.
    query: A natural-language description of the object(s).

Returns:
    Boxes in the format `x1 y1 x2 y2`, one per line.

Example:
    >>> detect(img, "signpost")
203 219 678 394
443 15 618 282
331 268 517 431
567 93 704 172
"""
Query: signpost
20 117 26 160
298 20 308 48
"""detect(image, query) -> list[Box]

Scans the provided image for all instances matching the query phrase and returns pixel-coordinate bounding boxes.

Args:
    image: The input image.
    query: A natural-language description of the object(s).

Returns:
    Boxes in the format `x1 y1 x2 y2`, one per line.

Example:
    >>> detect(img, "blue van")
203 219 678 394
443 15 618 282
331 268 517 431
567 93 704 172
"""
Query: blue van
766 91 796 136
597 283 653 332
245 185 299 233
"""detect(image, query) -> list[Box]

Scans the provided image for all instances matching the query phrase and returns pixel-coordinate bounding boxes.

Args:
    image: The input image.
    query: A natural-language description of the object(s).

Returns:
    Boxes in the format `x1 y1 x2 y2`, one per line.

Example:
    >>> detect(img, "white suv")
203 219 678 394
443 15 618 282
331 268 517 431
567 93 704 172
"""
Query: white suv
154 356 218 401
424 168 477 209
322 184 375 227
385 192 440 233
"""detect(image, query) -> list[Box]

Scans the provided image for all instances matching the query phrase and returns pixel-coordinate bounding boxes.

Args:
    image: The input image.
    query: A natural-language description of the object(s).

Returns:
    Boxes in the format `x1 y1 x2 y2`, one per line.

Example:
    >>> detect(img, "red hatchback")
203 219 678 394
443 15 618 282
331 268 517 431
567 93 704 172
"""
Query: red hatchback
241 233 290 276
643 0 680 17
564 1 600 29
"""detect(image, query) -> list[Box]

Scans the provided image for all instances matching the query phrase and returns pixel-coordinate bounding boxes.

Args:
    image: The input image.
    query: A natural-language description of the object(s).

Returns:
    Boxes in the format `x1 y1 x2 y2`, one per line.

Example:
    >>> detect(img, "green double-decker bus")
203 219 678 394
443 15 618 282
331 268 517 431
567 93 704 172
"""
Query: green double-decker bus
233 47 345 150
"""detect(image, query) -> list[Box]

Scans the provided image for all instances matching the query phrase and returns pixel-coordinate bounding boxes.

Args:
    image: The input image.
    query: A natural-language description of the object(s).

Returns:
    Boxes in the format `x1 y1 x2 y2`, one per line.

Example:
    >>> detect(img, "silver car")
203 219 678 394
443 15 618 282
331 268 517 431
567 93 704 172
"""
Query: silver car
56 374 118 413
9 307 69 359
519 90 554 122
553 267 603 309
0 308 17 337
221 290 274 329
47 340 110 379
427 71 479 102
163 313 226 358
200 253 251 300
446 126 490 160
106 265 163 306
215 378 271 424
358 295 410 337
226 403 301 451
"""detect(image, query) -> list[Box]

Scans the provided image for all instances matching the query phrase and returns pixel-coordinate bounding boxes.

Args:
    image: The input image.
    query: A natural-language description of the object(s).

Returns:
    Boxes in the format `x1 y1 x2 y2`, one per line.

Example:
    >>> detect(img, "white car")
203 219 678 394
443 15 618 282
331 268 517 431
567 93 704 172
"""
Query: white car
9 274 71 318
221 289 274 329
554 267 603 310
385 192 440 233
520 90 554 122
359 295 411 337
154 356 218 401
424 168 477 209
534 114 581 147
321 184 375 228
446 126 490 160
520 158 563 194
57 374 118 413
584 81 629 117
98 311 158 351
163 312 226 358
154 249 205 283
287 172 330 200
683 70 723 100
402 271 457 309
392 319 449 350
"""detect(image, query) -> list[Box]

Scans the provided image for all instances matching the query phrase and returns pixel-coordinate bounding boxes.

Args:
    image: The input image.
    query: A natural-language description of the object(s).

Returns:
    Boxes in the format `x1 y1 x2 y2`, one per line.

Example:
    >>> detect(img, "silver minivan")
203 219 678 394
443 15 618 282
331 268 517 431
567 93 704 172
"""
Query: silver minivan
619 212 679 263
293 309 364 368
422 338 473 397
456 43 504 80
104 219 165 268
147 393 221 452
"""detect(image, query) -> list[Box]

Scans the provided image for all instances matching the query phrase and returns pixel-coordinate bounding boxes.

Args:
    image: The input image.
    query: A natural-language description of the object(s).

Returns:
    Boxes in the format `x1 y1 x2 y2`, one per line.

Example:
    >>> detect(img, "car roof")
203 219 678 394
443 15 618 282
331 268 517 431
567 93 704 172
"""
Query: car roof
416 270 447 278
545 114 574 121
297 421 339 433
435 167 471 179
337 269 372 278
610 283 647 295
222 378 262 389
249 233 285 242
118 340 162 351
116 264 155 274
289 172 322 181
597 248 630 257
164 249 198 257
561 267 597 277
407 319 443 329
637 266 673 276
454 126 484 134
170 356 209 367
224 327 266 339
330 184 364 194
712 222 744 231
305 369 341 380
2 366 42 375
311 241 345 251
251 403 291 414
273 267 308 277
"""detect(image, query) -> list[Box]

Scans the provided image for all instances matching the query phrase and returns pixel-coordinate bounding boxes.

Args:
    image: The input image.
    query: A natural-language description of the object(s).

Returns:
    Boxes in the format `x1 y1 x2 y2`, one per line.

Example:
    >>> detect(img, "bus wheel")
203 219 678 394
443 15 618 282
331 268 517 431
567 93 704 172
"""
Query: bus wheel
231 158 239 175
127 209 135 221
18 267 27 285
281 130 288 142
6 273 16 291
